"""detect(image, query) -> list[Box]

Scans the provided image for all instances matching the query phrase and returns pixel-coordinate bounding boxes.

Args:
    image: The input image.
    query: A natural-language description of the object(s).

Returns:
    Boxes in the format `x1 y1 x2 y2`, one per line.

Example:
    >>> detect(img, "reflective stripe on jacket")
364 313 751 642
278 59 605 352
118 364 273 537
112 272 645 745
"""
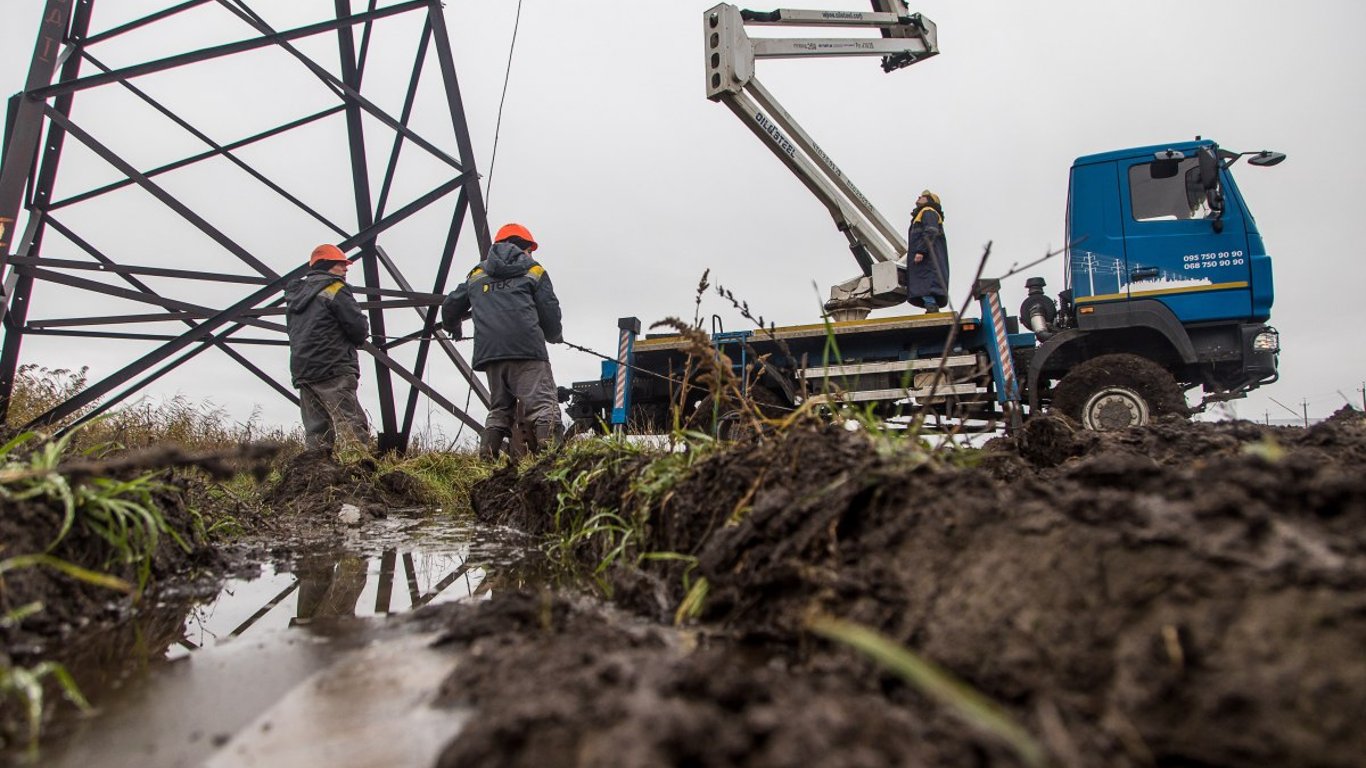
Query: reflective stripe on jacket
905 205 949 299
285 271 369 387
441 241 562 371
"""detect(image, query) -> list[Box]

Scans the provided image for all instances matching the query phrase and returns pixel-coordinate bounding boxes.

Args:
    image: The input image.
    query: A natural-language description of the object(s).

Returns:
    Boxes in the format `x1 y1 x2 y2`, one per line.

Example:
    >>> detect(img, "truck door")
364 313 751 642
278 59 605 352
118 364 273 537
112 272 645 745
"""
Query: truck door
1118 153 1252 322
1065 160 1128 305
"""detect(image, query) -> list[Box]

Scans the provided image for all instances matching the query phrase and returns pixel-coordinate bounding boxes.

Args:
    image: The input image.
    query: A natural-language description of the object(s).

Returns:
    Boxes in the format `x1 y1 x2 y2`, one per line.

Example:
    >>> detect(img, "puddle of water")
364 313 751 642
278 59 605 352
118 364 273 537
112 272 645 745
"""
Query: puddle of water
203 632 470 768
30 513 537 768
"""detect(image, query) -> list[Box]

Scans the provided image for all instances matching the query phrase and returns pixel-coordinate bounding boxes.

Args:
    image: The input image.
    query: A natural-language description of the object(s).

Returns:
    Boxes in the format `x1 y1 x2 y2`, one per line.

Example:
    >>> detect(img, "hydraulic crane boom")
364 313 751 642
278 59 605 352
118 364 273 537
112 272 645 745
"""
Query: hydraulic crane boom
703 2 938 319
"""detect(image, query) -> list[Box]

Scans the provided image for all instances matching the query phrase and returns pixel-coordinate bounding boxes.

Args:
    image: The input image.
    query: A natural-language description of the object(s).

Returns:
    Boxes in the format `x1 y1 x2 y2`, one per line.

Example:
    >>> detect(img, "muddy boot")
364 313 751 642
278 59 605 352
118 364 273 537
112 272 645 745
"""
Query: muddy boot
479 427 509 460
528 421 560 454
507 421 531 460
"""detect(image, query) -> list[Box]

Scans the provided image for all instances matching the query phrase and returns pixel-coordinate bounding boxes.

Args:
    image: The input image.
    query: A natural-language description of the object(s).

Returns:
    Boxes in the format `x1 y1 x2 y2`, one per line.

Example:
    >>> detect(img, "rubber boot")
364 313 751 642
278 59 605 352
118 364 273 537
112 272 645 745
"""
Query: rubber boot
479 427 509 460
507 421 531 460
529 421 559 454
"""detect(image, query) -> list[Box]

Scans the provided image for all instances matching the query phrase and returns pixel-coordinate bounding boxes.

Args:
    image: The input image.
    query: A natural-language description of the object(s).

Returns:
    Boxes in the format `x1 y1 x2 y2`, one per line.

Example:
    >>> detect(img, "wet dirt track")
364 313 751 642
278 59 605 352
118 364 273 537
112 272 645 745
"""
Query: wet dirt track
450 411 1366 767
5 413 1364 766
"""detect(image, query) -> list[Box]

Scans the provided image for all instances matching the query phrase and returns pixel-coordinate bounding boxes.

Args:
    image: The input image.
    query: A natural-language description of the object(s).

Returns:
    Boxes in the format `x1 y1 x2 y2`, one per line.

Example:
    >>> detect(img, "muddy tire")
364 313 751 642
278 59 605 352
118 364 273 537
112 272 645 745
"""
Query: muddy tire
1051 353 1187 431
689 386 785 440
690 394 744 439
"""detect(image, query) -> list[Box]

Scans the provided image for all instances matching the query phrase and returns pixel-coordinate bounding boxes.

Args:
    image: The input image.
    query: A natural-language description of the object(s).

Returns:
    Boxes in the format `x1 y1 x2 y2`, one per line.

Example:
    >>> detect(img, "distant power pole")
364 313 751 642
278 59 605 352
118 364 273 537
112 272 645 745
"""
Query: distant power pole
1359 381 1365 412
1301 398 1310 427
1264 411 1270 425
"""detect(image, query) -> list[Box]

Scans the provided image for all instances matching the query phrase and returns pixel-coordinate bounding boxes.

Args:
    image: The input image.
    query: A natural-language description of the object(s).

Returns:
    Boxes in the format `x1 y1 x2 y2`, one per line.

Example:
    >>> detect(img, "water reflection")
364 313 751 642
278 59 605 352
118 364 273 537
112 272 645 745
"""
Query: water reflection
174 522 503 656
32 514 534 768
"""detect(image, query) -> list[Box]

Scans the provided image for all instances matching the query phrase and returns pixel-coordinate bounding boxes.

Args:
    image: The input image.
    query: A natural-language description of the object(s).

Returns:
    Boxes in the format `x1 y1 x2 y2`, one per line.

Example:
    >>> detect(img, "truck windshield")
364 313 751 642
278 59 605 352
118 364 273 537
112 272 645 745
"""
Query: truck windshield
1129 158 1212 221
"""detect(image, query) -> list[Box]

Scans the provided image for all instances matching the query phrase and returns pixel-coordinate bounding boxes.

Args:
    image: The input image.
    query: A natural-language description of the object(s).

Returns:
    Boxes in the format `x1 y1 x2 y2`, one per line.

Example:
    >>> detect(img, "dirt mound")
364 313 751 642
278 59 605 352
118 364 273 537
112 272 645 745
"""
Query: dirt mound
471 449 657 537
463 414 1366 766
1006 411 1366 469
430 591 1025 768
1 472 211 661
259 450 430 522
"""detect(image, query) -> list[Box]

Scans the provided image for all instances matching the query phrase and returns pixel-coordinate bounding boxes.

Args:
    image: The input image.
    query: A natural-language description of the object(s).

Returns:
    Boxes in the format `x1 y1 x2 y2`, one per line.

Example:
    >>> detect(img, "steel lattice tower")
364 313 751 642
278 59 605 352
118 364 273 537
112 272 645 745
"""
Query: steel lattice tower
0 0 495 452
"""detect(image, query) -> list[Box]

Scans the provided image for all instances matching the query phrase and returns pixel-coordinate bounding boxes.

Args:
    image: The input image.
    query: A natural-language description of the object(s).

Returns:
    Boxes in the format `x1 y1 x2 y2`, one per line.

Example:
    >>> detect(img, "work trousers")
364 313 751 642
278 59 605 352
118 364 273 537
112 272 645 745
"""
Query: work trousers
299 373 370 452
483 359 560 435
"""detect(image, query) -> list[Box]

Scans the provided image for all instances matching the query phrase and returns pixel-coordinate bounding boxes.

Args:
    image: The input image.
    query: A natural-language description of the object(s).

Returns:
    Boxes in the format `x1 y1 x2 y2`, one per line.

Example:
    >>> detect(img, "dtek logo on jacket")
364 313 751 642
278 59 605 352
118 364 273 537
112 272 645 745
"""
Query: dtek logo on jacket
440 243 562 371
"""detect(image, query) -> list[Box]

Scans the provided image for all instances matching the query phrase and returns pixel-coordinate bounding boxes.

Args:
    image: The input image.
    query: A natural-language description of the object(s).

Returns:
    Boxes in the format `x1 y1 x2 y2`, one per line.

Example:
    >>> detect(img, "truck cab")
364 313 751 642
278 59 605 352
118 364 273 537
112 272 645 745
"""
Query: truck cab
1067 139 1271 323
1029 139 1284 427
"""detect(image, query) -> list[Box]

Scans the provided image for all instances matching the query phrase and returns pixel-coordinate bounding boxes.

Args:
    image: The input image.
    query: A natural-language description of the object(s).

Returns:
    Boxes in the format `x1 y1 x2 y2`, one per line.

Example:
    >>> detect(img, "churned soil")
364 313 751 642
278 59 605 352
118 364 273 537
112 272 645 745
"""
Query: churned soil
442 409 1366 767
0 444 433 753
0 445 282 750
260 449 430 522
0 445 279 660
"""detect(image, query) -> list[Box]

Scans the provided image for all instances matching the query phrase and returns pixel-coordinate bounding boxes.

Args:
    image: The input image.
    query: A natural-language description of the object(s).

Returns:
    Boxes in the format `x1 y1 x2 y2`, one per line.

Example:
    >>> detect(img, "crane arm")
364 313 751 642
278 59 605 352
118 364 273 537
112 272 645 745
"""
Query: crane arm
703 2 938 317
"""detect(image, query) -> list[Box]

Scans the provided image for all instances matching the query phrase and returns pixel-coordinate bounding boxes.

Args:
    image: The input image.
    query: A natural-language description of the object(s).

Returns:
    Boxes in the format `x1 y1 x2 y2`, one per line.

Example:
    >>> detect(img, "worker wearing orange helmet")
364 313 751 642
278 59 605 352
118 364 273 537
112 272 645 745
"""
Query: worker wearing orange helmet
442 223 564 458
284 244 371 453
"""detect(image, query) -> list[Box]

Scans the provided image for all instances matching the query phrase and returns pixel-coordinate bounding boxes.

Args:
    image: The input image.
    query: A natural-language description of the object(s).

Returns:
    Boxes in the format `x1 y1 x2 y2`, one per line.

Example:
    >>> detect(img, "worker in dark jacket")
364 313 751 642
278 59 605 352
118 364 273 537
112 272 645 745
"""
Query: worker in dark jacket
285 244 371 453
442 223 563 459
905 189 949 313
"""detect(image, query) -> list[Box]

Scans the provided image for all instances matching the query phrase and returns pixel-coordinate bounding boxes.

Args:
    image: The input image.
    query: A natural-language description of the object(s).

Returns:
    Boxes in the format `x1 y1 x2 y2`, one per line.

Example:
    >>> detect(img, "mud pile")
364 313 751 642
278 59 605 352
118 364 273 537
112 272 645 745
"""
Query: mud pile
431 592 1019 768
450 411 1366 767
0 447 244 658
259 449 430 523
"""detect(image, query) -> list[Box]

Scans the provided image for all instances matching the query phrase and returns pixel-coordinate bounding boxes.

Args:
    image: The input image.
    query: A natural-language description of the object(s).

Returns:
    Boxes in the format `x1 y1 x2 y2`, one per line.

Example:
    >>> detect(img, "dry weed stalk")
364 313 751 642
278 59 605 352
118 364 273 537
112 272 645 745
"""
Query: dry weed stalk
651 317 781 437
913 240 1065 447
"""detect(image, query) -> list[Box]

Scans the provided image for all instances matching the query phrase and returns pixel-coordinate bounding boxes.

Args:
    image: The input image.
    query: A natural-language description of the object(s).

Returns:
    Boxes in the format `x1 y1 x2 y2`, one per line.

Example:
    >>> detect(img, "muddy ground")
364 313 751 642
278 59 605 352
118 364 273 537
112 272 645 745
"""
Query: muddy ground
0 446 432 753
444 410 1366 767
4 412 1364 766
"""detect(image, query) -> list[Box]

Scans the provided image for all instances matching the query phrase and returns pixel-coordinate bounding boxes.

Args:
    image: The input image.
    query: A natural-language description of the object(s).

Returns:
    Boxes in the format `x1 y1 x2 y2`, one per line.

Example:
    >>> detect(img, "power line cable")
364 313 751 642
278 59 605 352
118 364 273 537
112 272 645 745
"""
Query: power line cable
484 0 525 210
1267 396 1300 419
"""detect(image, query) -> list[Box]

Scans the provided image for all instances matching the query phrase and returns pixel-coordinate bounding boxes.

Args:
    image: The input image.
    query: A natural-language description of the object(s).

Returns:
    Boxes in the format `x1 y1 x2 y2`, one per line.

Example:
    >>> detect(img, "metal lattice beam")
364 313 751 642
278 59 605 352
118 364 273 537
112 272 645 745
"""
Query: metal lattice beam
0 0 495 451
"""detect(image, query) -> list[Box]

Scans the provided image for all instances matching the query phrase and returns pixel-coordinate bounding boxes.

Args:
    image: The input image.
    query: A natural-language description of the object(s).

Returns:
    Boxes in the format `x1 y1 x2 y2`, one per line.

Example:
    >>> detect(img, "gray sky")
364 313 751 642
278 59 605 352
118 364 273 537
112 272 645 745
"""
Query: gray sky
2 0 1363 439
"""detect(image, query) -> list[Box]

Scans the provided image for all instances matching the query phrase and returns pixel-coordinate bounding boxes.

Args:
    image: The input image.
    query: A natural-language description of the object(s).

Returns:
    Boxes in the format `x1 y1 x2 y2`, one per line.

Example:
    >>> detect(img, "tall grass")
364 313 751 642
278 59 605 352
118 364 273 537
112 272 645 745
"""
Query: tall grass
5 365 302 456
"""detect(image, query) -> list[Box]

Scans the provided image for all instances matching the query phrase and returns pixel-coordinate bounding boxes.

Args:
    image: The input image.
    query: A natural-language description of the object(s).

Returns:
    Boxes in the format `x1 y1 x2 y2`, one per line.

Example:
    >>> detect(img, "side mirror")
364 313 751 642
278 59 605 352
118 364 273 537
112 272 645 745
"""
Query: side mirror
1184 167 1204 210
1248 151 1286 167
1197 145 1226 231
1198 146 1220 190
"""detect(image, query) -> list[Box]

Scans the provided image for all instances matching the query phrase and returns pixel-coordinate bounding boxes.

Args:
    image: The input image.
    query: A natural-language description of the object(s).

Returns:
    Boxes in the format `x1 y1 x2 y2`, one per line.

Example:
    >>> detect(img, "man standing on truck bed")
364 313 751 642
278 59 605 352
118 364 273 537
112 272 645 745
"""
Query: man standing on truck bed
905 189 949 313
442 223 564 459
285 244 372 454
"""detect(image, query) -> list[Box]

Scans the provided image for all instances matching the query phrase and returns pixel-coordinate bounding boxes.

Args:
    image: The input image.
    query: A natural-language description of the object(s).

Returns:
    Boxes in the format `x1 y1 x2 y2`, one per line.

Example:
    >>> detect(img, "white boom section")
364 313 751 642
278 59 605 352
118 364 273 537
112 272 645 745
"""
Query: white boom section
704 3 938 318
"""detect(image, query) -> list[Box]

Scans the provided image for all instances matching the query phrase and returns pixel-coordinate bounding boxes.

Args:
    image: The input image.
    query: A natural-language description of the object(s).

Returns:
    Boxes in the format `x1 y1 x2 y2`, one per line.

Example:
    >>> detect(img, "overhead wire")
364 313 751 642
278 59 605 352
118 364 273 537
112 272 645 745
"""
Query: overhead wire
428 0 524 439
483 0 525 210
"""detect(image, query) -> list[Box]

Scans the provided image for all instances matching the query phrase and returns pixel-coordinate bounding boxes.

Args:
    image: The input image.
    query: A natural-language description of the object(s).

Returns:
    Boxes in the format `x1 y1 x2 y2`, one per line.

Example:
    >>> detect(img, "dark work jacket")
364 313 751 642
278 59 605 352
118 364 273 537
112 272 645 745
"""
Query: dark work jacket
284 270 369 387
441 242 562 371
905 205 949 302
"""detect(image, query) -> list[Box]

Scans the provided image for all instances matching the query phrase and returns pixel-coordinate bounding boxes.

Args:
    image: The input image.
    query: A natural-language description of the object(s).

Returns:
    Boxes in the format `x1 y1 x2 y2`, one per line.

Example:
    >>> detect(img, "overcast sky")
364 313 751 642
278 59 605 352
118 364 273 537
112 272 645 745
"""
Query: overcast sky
2 0 1363 440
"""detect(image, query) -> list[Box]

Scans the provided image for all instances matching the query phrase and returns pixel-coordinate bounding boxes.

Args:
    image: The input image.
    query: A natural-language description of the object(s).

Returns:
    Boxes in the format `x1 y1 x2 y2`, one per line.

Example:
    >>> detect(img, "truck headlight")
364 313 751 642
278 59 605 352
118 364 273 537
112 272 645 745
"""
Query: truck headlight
1252 330 1280 352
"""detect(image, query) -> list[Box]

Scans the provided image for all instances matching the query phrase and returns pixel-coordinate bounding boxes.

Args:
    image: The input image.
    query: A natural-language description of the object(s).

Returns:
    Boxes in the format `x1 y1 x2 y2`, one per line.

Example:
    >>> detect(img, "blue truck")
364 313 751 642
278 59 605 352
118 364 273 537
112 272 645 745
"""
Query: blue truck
565 6 1283 434
566 138 1283 435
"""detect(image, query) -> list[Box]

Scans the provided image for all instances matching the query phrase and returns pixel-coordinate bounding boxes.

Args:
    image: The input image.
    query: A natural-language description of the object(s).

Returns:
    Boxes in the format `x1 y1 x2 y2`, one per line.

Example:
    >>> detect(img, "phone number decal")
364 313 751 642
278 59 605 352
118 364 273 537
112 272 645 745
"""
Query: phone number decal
1182 250 1244 270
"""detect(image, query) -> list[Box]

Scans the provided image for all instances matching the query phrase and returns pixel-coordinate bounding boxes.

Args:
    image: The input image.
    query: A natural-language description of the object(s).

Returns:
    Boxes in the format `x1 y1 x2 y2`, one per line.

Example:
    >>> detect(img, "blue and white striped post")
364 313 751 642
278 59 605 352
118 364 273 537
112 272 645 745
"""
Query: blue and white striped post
976 279 1023 430
611 317 641 433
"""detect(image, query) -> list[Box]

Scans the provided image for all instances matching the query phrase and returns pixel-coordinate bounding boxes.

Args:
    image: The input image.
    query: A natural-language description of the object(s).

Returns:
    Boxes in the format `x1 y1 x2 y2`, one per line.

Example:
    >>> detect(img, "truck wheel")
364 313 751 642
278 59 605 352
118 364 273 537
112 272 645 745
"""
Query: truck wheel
689 386 785 440
690 395 743 439
1051 353 1187 431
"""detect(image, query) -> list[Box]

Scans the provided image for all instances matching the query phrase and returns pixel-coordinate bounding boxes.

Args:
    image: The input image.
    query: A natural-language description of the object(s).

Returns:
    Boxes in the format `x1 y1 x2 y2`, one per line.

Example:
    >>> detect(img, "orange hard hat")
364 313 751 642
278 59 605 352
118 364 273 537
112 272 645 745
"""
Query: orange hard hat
494 223 537 251
309 244 346 266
